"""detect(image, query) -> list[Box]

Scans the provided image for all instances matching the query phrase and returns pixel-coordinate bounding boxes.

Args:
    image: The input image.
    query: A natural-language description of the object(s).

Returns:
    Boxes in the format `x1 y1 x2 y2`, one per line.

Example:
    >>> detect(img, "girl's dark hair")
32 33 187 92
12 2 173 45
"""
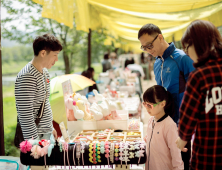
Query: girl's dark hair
87 67 95 79
143 85 175 118
81 70 90 78
33 33 62 56
181 20 222 68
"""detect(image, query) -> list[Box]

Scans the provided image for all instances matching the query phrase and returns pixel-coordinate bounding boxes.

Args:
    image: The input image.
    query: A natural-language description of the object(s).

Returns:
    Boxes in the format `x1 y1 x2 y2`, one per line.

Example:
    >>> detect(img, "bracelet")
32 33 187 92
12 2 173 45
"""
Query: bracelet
138 142 145 164
73 144 76 167
76 143 81 166
100 141 105 154
81 142 85 167
119 142 124 167
110 143 115 163
89 143 94 163
105 141 110 166
96 143 101 163
93 143 97 164
114 143 119 161
63 142 71 168
123 142 130 168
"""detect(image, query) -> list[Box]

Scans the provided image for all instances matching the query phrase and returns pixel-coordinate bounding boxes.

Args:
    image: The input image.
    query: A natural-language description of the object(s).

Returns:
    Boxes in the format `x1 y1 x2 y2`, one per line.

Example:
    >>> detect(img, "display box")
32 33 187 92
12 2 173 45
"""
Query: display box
67 110 128 136
62 80 129 137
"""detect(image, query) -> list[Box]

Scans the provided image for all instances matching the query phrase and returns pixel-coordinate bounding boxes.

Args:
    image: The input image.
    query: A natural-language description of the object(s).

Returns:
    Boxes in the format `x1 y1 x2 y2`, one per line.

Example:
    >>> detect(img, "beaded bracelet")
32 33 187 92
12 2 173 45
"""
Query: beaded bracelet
119 142 124 167
110 143 115 163
96 143 101 163
100 141 105 154
93 143 97 164
89 143 94 164
105 141 110 166
76 143 81 166
73 144 76 167
114 143 119 161
81 142 85 167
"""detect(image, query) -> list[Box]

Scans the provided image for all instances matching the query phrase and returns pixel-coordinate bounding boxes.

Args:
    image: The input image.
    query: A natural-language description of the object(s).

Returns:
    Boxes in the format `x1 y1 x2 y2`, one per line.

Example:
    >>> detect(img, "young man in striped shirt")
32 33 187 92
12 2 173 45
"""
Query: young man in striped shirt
15 33 62 142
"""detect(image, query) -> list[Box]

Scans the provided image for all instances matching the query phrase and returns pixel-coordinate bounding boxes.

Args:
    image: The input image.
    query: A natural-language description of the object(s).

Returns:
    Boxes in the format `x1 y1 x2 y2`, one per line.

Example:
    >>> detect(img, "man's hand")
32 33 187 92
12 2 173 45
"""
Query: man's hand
52 129 58 140
176 137 188 152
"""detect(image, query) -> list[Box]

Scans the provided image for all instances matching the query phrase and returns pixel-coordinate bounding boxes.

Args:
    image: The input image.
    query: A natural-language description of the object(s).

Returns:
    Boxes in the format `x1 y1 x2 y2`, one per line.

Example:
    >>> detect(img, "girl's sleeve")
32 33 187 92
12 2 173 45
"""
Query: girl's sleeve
166 122 184 170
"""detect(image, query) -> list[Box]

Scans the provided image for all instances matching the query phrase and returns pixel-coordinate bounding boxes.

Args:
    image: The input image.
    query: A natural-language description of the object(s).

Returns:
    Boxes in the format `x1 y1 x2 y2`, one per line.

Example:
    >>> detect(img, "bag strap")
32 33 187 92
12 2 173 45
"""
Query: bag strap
36 70 48 119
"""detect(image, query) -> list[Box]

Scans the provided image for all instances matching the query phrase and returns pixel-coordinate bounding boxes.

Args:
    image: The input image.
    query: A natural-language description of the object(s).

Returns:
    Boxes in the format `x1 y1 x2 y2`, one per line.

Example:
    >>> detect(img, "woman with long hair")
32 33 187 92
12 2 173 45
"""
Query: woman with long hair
176 20 222 170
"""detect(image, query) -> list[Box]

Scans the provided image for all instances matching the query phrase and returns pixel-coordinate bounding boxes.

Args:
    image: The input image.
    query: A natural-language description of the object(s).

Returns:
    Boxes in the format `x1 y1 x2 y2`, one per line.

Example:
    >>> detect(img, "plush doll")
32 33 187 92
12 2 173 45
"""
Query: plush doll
65 96 76 121
89 108 103 120
76 100 93 120
93 89 104 102
80 96 91 113
90 103 103 120
73 93 82 102
104 99 122 120
98 101 113 120
73 105 84 121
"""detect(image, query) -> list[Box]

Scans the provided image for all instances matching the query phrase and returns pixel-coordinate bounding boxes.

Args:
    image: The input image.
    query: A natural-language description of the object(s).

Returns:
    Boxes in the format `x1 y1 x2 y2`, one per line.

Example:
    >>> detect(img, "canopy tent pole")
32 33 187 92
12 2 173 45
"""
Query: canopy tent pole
0 20 5 156
88 28 91 68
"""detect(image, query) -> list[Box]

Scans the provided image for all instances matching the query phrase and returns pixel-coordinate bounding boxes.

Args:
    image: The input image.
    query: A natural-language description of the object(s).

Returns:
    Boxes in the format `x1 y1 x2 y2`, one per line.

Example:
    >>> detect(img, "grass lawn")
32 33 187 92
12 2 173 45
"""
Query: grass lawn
3 85 20 156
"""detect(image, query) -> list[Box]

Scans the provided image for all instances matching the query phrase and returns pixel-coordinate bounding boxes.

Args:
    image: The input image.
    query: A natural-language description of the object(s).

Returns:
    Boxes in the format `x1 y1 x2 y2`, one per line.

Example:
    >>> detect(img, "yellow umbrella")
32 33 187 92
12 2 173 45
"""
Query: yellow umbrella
50 74 95 100
49 74 95 127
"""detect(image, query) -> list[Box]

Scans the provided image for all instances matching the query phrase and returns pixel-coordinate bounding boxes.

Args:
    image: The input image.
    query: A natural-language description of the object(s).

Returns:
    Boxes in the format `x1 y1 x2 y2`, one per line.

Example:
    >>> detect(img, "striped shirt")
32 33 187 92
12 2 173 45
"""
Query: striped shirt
15 63 53 140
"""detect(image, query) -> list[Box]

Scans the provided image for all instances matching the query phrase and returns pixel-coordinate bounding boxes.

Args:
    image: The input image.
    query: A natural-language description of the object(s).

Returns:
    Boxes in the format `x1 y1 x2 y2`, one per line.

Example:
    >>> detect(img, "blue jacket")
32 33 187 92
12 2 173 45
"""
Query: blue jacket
153 43 195 124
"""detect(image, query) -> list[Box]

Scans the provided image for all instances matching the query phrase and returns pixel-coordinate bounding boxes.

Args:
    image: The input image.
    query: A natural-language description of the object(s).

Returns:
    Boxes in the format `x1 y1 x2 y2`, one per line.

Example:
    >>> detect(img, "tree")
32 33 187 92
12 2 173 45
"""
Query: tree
2 0 119 74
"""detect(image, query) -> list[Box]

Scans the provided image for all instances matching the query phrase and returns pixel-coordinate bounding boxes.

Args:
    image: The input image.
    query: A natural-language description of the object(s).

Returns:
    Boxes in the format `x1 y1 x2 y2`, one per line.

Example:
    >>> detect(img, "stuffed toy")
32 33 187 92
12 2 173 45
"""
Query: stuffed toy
104 99 122 120
80 96 91 113
76 100 93 120
98 101 113 120
65 96 76 121
89 108 103 120
73 93 82 102
73 105 84 121
90 103 103 120
93 89 104 102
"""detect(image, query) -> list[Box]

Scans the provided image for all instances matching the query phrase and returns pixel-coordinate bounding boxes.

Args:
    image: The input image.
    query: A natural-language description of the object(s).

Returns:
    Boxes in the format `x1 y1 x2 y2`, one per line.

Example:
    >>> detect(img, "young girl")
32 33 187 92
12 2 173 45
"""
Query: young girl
143 85 184 170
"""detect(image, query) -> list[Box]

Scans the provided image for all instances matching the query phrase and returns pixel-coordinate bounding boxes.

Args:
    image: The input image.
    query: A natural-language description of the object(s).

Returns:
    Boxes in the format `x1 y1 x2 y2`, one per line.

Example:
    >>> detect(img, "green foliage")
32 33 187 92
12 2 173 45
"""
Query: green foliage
2 0 119 74
2 45 33 62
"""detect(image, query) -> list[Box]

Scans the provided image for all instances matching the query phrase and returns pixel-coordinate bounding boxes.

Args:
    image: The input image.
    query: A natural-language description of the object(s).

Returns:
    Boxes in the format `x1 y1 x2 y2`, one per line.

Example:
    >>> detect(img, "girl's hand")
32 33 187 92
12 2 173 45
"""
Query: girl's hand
175 137 188 152
144 135 147 142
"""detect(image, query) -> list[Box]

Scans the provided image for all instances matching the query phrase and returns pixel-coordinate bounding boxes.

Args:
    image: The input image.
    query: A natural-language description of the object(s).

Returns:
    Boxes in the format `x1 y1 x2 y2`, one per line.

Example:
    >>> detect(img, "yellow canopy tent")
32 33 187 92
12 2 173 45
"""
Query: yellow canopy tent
33 0 222 52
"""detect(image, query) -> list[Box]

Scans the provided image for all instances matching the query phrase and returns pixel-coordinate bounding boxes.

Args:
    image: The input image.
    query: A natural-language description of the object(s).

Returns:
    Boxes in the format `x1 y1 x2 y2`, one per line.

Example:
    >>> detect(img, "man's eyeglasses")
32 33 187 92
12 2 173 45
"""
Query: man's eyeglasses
143 100 164 110
140 34 159 51
184 44 190 55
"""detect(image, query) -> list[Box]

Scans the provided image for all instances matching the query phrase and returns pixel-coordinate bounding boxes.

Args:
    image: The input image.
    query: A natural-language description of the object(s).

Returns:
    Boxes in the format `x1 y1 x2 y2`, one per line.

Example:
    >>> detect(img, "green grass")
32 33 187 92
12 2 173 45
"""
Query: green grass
3 85 20 156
